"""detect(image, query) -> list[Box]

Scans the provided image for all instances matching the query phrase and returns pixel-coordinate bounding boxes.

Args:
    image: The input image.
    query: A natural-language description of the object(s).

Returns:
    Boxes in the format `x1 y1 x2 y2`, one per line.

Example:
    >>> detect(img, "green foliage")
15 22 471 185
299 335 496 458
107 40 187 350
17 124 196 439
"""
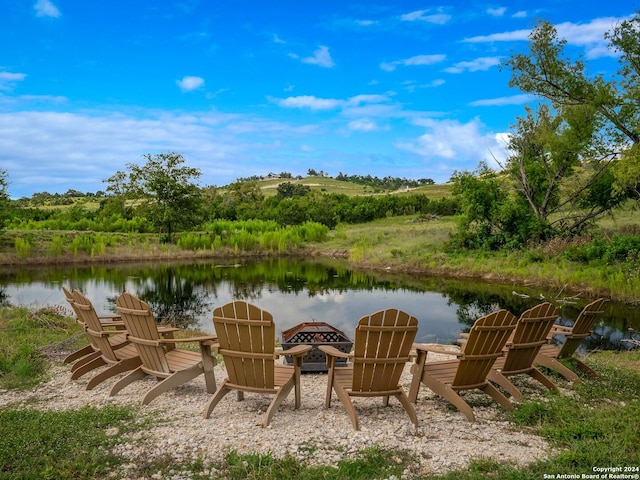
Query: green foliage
220 446 406 480
14 237 31 259
128 152 204 239
562 234 640 263
0 406 136 479
0 305 81 389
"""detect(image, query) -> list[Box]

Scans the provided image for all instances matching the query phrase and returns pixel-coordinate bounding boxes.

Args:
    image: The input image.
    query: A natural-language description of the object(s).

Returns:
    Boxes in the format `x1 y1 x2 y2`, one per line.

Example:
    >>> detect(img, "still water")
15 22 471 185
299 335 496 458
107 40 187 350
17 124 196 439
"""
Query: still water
1 258 638 350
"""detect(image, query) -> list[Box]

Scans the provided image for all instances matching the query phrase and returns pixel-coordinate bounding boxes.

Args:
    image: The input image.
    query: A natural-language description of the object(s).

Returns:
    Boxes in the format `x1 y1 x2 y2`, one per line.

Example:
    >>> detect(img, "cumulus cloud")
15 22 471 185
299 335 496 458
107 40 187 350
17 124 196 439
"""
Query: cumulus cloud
469 94 534 107
400 9 451 24
272 94 390 111
301 45 335 68
176 76 205 92
462 16 631 59
444 56 501 74
347 119 381 132
487 7 507 16
380 54 446 72
396 117 508 171
0 72 27 91
34 0 61 18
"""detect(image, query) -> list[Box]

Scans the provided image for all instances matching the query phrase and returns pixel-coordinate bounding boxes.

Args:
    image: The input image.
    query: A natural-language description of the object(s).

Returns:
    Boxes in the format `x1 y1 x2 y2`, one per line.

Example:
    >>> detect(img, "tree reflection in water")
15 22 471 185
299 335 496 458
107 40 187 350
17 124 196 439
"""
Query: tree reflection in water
0 258 638 350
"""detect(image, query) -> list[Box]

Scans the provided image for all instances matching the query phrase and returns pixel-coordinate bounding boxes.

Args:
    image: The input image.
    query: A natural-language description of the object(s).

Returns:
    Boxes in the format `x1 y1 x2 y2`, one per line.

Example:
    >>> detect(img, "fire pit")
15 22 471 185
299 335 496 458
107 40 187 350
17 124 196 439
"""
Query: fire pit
281 322 353 372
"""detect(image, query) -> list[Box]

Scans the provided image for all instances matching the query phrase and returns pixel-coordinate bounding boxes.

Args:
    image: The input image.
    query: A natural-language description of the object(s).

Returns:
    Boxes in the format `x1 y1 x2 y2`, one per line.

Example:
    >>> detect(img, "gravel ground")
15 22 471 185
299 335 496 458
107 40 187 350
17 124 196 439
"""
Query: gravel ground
0 346 553 478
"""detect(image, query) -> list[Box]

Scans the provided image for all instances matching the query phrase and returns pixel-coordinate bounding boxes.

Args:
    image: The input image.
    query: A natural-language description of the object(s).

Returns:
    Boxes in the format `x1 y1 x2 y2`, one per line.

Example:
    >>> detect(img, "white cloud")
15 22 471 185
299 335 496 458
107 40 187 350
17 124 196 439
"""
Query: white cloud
381 54 446 72
0 72 27 90
0 109 310 197
396 117 508 171
273 94 390 111
34 0 61 18
444 56 501 74
487 7 507 17
348 119 380 132
469 94 534 106
463 29 531 43
176 76 205 92
512 11 527 18
301 45 335 68
462 16 631 59
400 9 451 24
275 95 342 110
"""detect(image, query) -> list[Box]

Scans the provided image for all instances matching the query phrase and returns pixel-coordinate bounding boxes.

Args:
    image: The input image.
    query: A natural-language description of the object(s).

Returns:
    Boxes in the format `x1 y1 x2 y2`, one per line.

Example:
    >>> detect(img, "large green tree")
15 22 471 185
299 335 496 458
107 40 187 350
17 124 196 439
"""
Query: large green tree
127 152 204 240
452 15 640 248
503 14 640 201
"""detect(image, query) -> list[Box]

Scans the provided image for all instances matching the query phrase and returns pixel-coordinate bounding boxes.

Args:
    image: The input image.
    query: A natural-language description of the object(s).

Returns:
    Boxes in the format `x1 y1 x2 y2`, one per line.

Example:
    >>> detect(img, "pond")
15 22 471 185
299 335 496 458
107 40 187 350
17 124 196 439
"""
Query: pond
1 258 638 351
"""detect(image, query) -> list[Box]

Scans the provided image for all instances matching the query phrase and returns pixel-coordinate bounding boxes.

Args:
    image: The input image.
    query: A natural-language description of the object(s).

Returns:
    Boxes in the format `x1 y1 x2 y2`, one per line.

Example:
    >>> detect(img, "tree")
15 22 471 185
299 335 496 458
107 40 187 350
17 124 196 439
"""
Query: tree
127 152 203 241
503 15 640 201
452 15 640 249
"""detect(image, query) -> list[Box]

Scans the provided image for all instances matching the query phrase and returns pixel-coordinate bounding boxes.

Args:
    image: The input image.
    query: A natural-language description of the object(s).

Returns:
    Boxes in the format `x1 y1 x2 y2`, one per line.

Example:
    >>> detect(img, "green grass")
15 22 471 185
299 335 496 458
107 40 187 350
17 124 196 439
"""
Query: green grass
0 305 84 389
0 405 139 479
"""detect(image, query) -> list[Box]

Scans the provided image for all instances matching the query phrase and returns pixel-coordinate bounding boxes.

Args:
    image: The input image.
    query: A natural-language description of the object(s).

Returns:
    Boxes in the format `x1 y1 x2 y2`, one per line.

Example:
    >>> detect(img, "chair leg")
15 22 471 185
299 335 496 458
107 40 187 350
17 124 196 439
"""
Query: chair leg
110 367 147 397
395 391 419 428
575 359 598 378
70 356 107 380
424 376 476 421
203 381 233 419
481 382 514 412
63 345 94 364
85 357 142 391
536 354 580 382
264 380 295 427
487 370 522 401
529 367 559 393
142 365 203 405
70 350 102 373
408 351 428 403
334 385 359 430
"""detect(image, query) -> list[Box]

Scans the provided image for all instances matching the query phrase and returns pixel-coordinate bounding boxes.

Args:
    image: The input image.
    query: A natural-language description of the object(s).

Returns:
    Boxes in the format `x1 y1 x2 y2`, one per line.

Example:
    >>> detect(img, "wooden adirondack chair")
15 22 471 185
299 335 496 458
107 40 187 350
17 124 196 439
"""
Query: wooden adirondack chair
319 308 419 431
535 298 609 381
485 302 560 401
111 292 218 405
62 286 128 376
69 290 145 390
409 309 518 421
203 301 312 427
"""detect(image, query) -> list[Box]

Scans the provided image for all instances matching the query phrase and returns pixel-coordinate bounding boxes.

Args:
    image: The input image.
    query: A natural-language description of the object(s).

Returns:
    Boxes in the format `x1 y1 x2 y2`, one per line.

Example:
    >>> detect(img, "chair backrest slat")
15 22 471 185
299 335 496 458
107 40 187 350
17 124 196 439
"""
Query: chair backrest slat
352 309 417 392
116 293 170 374
502 302 559 372
558 298 609 358
71 290 121 362
454 309 518 387
213 301 275 390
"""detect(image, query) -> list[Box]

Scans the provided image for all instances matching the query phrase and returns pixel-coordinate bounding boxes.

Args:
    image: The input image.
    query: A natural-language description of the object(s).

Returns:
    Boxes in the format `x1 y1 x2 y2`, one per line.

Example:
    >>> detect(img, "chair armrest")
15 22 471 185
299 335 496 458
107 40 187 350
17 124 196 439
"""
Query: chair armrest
281 344 312 357
550 324 572 335
98 315 121 321
318 345 353 360
413 343 462 358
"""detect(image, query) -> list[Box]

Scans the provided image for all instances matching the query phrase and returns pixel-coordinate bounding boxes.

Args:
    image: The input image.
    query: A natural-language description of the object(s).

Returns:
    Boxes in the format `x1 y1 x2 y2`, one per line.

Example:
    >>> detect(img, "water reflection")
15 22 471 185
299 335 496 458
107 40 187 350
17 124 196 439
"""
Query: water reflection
1 258 638 350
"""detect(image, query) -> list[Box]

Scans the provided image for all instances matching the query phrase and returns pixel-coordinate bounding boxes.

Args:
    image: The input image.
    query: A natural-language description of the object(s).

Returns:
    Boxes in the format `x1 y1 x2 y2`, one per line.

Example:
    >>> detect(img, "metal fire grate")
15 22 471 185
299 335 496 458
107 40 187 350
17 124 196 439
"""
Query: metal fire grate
281 322 353 372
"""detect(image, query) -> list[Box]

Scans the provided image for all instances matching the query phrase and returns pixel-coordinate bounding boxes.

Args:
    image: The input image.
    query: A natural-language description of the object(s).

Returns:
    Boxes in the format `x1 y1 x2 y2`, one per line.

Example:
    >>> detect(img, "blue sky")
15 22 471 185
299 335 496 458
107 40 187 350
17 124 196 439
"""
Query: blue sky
0 1 633 198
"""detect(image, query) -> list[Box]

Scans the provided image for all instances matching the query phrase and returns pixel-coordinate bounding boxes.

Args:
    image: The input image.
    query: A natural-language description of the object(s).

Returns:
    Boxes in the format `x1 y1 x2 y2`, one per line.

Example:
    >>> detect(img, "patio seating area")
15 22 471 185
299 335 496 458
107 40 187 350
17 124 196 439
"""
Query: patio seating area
62 288 609 430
